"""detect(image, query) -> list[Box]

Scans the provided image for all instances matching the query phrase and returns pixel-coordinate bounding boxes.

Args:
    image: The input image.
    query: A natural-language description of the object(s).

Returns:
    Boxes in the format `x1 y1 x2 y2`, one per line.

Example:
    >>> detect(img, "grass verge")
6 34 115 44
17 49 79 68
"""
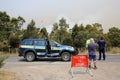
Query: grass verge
106 47 120 54
0 57 7 68
78 47 120 54
0 52 18 57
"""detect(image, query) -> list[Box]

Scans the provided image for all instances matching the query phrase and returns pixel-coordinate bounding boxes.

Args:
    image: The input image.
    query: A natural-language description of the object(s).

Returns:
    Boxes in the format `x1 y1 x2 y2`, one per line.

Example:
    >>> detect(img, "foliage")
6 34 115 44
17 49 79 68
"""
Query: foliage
0 57 6 68
9 34 20 48
107 27 120 47
58 18 69 44
62 32 72 46
0 11 120 52
11 16 25 33
50 18 69 44
39 27 48 38
22 20 40 39
0 11 25 50
71 23 104 48
71 24 80 41
50 22 59 41
72 24 86 47
0 11 10 41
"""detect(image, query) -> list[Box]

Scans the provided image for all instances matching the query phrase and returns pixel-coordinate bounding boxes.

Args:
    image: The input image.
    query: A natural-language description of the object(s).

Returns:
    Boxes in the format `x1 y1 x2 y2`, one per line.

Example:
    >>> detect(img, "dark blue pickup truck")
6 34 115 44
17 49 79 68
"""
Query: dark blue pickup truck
18 38 78 61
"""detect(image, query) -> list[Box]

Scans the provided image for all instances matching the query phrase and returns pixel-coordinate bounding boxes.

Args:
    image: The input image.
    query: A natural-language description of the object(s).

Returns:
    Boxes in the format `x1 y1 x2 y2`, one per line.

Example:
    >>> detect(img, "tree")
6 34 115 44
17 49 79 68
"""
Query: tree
39 27 48 38
62 33 72 46
107 27 120 47
71 23 104 48
22 20 40 39
49 23 59 41
11 16 25 33
9 34 20 48
0 11 25 50
72 24 87 48
85 23 104 41
71 24 80 41
50 18 69 44
92 23 103 33
59 18 69 30
0 12 13 50
0 11 10 41
58 18 69 43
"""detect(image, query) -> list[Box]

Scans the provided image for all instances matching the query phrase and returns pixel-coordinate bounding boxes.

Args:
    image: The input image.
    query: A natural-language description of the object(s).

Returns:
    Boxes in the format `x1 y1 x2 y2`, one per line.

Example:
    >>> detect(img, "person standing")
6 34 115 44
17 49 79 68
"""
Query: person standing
97 37 106 60
86 39 90 48
88 38 97 69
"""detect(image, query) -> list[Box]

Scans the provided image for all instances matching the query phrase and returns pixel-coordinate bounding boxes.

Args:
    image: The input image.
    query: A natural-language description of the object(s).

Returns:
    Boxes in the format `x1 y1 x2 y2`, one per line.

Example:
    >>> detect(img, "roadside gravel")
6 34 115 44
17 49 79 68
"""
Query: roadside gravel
1 54 120 80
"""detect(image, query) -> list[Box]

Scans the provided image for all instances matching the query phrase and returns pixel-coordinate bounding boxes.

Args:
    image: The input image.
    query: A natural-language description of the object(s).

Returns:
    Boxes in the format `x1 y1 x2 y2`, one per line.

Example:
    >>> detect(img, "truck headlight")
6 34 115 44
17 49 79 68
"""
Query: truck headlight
71 47 74 51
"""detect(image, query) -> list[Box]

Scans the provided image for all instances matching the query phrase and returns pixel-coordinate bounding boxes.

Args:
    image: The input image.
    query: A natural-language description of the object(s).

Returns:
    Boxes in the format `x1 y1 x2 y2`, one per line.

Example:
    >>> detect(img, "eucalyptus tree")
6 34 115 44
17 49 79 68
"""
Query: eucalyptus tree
39 27 48 38
58 17 69 44
22 20 40 39
49 22 59 41
0 11 25 50
50 18 69 44
71 24 80 41
107 27 120 47
0 11 10 41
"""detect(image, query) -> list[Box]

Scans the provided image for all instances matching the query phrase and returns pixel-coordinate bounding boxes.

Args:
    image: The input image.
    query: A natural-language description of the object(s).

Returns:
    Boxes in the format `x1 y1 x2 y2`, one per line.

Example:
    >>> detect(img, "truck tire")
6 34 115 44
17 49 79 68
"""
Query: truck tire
61 52 71 61
25 52 35 62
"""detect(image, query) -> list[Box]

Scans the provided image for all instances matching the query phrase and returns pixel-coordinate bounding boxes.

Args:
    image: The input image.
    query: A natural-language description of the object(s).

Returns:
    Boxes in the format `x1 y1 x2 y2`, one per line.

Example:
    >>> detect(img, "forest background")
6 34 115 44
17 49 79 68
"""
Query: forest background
0 11 120 53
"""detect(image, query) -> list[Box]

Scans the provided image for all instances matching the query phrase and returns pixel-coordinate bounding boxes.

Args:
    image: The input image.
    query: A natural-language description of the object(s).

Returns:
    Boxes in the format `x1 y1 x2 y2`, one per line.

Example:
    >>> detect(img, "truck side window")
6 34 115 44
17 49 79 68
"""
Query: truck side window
22 40 33 45
34 40 45 46
50 40 57 46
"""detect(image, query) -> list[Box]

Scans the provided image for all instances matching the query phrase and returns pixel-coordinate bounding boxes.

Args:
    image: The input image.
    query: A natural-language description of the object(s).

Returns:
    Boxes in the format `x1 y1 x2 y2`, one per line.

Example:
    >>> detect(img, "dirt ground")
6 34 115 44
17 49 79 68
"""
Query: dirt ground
1 54 120 80
0 70 21 80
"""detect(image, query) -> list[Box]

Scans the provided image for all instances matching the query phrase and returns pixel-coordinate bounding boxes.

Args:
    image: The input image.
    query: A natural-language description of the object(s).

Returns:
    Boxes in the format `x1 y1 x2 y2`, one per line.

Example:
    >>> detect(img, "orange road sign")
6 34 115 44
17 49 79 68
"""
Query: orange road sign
70 55 93 77
71 55 88 67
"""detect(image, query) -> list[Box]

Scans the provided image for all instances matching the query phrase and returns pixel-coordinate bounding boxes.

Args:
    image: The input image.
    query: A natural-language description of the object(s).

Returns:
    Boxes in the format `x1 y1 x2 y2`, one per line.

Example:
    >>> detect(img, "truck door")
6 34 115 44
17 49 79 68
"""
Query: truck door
34 40 46 56
45 38 51 54
49 40 60 57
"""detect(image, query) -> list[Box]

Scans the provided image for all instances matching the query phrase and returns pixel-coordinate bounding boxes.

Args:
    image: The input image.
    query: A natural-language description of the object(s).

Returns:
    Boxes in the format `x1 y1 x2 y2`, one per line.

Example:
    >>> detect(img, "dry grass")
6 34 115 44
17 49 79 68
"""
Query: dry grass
0 71 21 80
0 52 18 57
0 57 6 68
78 47 120 54
0 53 13 68
107 47 120 54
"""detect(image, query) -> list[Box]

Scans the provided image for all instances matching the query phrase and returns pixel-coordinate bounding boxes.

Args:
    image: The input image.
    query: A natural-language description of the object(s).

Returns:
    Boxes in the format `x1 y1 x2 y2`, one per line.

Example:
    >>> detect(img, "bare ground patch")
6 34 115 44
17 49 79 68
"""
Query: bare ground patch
0 70 21 80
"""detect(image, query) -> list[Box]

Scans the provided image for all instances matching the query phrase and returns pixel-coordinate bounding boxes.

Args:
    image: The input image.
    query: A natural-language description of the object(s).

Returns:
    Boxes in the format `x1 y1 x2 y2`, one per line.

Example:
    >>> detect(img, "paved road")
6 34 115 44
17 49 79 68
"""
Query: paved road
1 54 120 80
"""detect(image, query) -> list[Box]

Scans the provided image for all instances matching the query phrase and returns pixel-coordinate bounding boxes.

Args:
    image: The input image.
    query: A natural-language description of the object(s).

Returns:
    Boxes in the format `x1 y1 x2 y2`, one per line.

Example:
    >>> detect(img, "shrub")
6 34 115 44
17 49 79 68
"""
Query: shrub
0 57 6 68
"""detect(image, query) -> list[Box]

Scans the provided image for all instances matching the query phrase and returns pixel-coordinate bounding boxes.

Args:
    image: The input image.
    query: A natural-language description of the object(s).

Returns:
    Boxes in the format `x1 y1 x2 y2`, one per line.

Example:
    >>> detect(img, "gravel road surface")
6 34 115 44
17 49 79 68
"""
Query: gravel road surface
1 54 120 80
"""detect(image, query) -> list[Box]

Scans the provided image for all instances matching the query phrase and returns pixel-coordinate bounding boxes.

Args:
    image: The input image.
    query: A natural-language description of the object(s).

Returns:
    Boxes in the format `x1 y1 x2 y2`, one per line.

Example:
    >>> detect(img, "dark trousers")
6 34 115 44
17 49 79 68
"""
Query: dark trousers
99 48 106 60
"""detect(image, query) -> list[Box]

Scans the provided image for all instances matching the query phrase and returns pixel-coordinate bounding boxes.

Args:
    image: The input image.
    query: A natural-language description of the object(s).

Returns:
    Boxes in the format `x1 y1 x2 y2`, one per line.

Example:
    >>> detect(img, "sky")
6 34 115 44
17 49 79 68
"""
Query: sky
0 0 120 33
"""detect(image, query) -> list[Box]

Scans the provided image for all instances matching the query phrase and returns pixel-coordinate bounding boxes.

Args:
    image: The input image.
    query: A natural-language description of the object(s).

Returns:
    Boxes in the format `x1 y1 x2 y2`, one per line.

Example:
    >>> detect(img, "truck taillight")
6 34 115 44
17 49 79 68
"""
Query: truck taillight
19 45 22 48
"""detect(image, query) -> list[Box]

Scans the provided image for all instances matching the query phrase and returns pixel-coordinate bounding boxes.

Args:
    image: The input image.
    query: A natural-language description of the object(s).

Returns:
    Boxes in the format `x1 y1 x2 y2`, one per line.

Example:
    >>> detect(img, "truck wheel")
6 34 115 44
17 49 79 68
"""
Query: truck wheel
25 52 35 62
61 52 71 61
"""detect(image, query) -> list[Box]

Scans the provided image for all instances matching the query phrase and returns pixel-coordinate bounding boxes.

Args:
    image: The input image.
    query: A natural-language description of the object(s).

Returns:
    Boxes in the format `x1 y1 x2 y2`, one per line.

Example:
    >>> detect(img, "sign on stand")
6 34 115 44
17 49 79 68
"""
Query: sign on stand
71 55 88 67
70 55 93 77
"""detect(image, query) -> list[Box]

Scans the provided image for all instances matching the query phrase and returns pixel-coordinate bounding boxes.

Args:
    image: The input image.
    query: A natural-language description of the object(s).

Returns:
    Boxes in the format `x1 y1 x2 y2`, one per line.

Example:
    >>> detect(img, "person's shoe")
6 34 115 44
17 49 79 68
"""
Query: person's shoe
93 66 97 69
98 59 101 60
103 59 105 60
89 65 91 69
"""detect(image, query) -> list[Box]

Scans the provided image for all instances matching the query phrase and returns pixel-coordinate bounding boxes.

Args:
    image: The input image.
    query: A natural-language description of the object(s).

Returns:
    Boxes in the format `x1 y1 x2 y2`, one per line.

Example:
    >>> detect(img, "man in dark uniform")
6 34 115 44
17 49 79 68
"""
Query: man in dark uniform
97 37 106 60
